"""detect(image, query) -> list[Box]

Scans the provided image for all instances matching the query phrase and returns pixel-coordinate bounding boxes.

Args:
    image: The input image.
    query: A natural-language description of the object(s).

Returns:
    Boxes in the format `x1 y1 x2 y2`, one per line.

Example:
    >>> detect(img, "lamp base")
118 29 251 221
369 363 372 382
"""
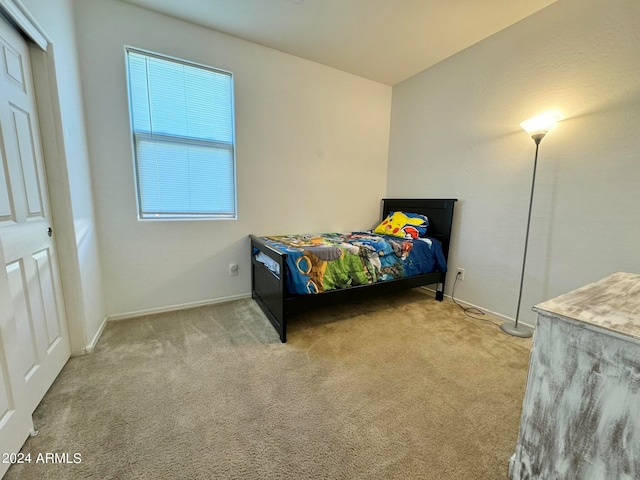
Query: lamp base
500 321 533 338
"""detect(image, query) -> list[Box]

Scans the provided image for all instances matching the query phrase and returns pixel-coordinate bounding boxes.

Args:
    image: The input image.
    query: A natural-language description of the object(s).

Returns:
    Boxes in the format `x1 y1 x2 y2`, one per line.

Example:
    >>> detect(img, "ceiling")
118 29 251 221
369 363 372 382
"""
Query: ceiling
119 0 557 86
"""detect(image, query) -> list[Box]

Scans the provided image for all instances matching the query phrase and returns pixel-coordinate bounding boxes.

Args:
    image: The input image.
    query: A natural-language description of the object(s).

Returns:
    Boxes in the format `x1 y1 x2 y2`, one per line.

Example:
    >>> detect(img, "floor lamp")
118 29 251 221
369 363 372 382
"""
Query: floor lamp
500 112 562 338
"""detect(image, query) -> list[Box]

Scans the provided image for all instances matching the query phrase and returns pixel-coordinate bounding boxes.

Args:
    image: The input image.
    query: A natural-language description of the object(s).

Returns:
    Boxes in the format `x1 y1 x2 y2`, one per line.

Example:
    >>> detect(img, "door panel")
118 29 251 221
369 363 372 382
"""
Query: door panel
1 42 25 90
0 257 32 473
0 364 14 425
9 104 43 217
0 345 31 464
33 248 62 349
5 260 40 381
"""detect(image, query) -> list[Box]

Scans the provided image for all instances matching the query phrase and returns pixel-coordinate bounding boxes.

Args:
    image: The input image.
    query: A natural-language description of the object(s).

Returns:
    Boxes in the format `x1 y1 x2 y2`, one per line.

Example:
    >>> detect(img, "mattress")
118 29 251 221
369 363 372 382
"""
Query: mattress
255 232 447 295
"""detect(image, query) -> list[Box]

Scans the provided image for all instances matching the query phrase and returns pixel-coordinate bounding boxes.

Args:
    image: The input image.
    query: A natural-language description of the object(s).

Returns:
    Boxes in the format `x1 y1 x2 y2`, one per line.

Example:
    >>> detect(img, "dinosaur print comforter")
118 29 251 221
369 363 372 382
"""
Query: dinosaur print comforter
257 232 447 295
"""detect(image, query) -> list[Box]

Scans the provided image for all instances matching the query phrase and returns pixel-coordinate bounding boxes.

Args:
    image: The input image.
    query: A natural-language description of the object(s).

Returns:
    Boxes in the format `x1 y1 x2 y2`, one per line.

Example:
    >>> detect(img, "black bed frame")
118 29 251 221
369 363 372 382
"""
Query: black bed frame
250 198 457 342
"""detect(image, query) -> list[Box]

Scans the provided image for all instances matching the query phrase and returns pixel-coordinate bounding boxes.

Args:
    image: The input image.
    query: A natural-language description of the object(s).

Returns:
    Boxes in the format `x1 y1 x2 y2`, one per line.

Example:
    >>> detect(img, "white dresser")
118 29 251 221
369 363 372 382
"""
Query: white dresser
509 272 640 480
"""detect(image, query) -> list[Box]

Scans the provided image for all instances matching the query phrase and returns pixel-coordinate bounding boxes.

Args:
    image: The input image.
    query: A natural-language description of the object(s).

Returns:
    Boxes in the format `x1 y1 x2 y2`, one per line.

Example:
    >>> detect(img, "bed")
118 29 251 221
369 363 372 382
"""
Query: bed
250 198 457 342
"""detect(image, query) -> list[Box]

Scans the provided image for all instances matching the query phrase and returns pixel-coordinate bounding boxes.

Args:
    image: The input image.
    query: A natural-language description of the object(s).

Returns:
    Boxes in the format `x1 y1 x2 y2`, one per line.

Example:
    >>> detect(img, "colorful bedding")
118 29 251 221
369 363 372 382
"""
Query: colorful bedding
256 232 447 295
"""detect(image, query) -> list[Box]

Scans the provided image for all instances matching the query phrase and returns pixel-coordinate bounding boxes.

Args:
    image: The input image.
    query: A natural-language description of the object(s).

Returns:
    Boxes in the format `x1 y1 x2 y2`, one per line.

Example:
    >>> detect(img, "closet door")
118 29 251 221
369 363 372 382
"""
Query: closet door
0 13 70 474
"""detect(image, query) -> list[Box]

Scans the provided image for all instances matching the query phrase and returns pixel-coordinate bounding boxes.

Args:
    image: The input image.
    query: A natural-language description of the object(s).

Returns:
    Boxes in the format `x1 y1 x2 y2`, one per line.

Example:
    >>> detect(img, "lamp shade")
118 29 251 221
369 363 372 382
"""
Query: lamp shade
520 111 562 138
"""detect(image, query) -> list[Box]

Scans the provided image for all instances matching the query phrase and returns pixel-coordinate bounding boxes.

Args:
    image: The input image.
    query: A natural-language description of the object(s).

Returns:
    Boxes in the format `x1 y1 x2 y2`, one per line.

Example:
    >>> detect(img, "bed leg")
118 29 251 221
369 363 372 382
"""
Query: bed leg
435 282 444 301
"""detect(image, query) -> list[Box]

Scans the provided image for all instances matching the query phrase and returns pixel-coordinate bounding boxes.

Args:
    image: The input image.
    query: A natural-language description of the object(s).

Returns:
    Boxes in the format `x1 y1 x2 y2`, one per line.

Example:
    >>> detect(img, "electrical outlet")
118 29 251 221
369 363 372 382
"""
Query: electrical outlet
229 263 238 276
456 268 465 281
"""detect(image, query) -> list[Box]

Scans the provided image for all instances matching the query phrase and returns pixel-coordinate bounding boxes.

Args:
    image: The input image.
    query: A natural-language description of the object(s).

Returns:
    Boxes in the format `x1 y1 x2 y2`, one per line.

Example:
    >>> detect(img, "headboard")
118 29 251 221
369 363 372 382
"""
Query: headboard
381 198 457 259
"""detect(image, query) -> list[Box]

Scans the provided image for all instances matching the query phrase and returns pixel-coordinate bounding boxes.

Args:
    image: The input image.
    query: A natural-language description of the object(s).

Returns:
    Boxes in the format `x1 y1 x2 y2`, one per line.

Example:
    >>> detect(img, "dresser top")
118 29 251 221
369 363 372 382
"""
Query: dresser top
534 272 640 340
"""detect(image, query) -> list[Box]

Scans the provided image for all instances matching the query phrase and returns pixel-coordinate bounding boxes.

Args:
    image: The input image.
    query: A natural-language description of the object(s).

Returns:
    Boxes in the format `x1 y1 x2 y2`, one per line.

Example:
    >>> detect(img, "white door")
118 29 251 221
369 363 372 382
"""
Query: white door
0 14 70 471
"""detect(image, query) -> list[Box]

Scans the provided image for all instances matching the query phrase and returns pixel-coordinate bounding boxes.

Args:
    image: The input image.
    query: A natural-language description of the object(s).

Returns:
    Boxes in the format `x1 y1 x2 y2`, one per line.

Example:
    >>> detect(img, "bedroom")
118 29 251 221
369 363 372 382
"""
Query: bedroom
0 0 638 478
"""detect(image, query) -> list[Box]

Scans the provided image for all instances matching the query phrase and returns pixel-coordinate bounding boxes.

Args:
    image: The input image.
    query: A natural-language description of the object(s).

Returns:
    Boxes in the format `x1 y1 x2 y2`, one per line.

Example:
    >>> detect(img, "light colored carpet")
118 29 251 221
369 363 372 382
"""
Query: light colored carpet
6 289 531 479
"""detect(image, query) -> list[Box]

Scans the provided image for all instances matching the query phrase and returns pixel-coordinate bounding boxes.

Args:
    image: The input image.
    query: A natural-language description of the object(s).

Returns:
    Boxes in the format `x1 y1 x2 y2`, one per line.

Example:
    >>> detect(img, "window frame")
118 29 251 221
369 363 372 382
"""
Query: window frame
124 46 237 221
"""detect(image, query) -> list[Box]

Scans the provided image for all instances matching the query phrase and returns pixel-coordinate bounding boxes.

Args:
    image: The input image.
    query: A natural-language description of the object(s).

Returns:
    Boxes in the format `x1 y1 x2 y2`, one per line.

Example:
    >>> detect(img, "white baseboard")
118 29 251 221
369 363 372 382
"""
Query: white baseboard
74 316 108 356
106 293 252 322
420 286 536 329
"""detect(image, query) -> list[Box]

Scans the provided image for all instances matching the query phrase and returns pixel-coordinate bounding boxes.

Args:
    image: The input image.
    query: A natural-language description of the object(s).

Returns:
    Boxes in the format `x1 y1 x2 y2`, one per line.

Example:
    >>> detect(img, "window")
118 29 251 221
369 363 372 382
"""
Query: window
126 48 236 219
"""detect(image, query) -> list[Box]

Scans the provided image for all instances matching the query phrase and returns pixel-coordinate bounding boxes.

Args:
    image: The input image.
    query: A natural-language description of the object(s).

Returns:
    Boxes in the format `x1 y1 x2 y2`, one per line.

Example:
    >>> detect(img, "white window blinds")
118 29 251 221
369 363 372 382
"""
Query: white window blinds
126 48 236 219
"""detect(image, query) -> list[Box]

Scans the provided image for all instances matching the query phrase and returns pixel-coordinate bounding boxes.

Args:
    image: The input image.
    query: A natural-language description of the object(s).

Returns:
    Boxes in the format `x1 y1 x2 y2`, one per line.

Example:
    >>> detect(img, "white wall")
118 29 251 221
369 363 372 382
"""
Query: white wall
20 0 106 353
387 0 640 326
73 0 392 318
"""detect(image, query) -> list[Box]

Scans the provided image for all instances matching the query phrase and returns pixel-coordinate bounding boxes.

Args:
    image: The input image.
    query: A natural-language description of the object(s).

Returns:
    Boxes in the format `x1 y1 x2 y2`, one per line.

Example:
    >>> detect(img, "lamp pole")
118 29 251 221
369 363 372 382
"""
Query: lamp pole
500 138 541 337
500 113 561 338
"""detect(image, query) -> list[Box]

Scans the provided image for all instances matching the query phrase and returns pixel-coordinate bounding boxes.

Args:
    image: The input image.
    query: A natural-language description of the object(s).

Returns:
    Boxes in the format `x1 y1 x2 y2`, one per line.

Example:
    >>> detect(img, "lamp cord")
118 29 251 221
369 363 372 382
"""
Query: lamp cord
450 272 491 322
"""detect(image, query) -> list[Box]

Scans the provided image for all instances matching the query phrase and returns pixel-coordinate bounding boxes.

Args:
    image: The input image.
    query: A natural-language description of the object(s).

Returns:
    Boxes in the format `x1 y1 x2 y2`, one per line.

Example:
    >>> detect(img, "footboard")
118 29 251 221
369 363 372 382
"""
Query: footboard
250 235 288 342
